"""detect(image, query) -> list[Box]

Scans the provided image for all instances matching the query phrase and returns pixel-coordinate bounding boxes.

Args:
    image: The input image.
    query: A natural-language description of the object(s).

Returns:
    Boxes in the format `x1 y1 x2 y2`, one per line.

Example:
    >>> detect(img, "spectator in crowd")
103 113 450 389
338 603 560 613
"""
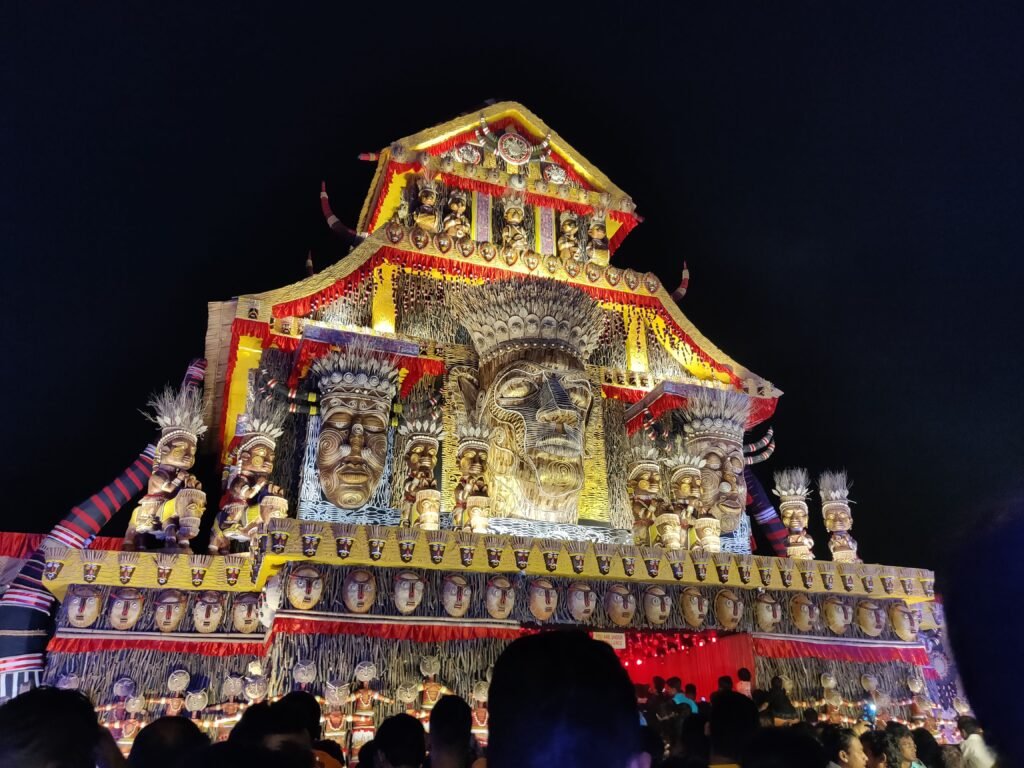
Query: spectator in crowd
938 745 962 768
428 695 473 768
0 686 124 768
851 722 872 738
275 691 343 768
885 724 924 768
767 677 798 725
861 731 901 768
956 717 996 768
665 678 697 714
803 708 820 725
822 726 868 768
707 690 758 767
192 741 279 768
910 728 942 768
228 700 315 767
639 724 664 768
128 716 209 768
741 727 827 768
376 714 426 768
735 669 753 698
683 684 698 705
666 711 708 768
358 739 378 768
716 676 733 694
488 631 647 768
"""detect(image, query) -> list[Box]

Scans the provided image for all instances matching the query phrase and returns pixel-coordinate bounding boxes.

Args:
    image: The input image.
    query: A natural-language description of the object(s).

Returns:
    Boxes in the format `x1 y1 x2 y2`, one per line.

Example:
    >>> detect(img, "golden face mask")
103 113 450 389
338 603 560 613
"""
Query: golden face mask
154 590 186 632
568 582 596 622
108 588 144 631
643 586 671 626
485 576 515 620
232 594 261 633
697 439 747 533
66 585 102 628
317 394 391 509
604 584 637 627
288 566 325 611
192 591 225 634
714 589 744 630
680 587 708 628
528 578 558 622
442 574 472 618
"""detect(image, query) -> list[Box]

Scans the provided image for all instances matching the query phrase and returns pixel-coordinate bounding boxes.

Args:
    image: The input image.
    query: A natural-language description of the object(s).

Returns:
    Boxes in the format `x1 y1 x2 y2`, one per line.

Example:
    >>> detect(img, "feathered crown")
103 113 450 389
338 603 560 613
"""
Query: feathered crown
818 470 851 503
560 209 579 226
145 385 207 449
237 396 288 454
628 443 661 477
663 450 707 478
447 187 467 205
310 346 399 421
501 188 525 215
456 423 490 453
773 468 811 501
398 397 443 442
679 390 750 443
452 279 603 367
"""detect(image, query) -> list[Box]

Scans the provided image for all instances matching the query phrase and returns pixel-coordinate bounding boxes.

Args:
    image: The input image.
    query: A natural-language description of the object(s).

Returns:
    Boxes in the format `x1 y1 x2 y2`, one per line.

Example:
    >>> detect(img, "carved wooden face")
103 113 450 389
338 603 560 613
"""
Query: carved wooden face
823 597 853 635
108 588 144 630
755 594 782 632
681 587 708 628
643 586 671 626
568 582 597 622
393 571 426 615
694 438 746 533
457 446 488 477
604 585 636 627
714 589 744 630
232 595 261 633
485 576 515 619
66 585 102 628
240 443 275 476
442 574 472 618
158 435 197 470
669 468 702 506
193 592 225 633
822 501 852 532
627 466 663 498
528 578 558 621
856 600 887 638
154 590 186 632
341 569 376 614
288 566 325 611
790 594 819 632
317 392 391 509
889 602 918 641
405 438 439 475
485 360 593 523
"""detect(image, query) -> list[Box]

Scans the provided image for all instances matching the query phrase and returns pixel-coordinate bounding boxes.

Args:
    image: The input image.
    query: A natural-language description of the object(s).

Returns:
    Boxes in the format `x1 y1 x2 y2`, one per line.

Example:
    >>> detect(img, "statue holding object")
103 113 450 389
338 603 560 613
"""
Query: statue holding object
819 470 859 562
123 384 208 551
397 396 443 528
773 468 815 559
627 444 665 546
210 397 289 555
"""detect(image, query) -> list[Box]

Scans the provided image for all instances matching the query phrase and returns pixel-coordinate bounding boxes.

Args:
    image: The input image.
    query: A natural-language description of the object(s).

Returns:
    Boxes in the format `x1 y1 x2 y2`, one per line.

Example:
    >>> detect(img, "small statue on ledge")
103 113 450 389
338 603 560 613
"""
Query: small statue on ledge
773 468 815 560
398 398 443 528
557 210 582 262
124 383 208 551
442 188 471 241
412 176 441 233
210 398 289 555
585 209 610 266
819 470 860 562
627 445 665 546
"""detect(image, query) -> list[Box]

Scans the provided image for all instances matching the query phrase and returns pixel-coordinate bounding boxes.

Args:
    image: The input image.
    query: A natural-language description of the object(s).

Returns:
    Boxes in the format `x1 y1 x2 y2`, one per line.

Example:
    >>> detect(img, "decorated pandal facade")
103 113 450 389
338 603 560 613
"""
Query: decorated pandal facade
0 103 970 755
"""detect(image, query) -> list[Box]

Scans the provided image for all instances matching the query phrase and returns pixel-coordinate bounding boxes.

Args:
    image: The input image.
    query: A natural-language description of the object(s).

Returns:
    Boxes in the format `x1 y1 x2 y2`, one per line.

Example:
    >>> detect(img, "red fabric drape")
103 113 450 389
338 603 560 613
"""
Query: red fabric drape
0 533 120 558
272 616 524 643
624 634 755 703
751 636 929 665
47 636 267 657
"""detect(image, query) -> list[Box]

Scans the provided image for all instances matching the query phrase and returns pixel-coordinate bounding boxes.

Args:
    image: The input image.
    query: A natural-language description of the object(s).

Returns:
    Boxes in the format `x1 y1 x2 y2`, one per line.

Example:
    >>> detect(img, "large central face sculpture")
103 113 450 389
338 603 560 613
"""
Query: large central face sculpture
453 280 603 525
312 350 399 510
486 360 593 522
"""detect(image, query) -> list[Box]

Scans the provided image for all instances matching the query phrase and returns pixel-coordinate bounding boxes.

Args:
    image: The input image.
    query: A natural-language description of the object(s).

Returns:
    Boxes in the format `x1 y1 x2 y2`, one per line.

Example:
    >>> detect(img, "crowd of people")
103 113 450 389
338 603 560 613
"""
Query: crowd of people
0 631 1002 768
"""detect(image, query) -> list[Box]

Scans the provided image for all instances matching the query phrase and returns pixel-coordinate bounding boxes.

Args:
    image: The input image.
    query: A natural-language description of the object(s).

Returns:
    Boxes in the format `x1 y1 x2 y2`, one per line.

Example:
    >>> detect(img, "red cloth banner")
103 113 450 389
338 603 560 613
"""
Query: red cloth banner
751 635 930 666
272 616 524 643
47 635 267 658
0 533 121 559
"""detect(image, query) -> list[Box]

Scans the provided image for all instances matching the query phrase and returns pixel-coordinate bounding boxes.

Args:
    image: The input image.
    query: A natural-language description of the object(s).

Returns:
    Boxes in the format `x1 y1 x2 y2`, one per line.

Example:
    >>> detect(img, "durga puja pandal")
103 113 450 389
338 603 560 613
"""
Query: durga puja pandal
0 103 970 755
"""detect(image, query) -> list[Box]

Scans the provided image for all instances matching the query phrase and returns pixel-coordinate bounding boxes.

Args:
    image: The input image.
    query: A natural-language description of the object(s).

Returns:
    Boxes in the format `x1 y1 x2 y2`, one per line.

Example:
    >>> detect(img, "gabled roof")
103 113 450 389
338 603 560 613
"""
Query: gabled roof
356 101 639 235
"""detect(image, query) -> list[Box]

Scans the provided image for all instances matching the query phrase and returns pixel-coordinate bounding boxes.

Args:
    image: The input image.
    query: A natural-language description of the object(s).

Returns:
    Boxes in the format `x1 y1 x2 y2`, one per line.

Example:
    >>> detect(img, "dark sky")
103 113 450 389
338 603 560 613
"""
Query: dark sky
4 4 1022 580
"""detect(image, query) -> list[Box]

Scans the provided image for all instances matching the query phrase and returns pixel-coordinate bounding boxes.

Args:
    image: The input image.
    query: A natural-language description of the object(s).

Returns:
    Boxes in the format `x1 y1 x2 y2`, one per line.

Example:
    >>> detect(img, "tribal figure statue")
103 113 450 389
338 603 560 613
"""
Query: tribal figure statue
442 188 470 241
311 347 399 510
678 390 750 536
452 279 603 525
661 449 704 549
210 397 289 554
773 468 815 560
818 470 859 562
124 384 208 551
453 423 489 532
397 397 443 528
627 443 664 546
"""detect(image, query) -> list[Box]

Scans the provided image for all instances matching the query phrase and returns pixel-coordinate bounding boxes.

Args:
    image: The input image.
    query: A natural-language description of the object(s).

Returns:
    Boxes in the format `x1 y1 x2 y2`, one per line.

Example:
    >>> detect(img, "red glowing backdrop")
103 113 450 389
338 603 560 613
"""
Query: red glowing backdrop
620 633 755 702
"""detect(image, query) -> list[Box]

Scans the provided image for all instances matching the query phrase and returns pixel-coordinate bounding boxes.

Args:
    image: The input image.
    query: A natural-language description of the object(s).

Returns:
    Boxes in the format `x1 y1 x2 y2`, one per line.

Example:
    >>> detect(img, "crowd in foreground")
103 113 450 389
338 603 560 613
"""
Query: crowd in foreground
0 631 1003 768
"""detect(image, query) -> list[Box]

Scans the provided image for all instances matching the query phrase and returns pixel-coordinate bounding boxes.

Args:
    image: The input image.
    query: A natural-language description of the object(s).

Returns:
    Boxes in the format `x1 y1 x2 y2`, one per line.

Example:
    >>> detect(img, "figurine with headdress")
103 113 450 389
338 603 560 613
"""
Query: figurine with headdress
773 468 815 559
412 174 441 233
397 394 443 528
557 210 582 262
123 383 208 551
627 440 665 546
819 470 859 562
210 396 288 554
442 187 470 240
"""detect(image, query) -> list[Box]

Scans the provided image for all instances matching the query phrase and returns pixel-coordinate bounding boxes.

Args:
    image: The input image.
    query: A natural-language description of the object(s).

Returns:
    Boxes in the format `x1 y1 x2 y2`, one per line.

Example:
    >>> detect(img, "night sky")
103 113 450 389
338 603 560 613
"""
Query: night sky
4 4 1022 582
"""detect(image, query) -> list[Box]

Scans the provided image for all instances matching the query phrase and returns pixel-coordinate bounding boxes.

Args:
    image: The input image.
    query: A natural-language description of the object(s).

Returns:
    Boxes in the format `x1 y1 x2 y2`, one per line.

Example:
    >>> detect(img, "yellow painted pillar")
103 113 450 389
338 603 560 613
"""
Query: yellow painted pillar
372 262 397 333
222 336 265 461
625 307 649 373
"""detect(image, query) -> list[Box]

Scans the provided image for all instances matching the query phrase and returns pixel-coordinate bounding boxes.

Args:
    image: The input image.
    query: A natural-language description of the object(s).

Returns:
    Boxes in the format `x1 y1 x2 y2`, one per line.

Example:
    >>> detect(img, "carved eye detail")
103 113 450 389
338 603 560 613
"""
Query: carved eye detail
499 377 538 400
